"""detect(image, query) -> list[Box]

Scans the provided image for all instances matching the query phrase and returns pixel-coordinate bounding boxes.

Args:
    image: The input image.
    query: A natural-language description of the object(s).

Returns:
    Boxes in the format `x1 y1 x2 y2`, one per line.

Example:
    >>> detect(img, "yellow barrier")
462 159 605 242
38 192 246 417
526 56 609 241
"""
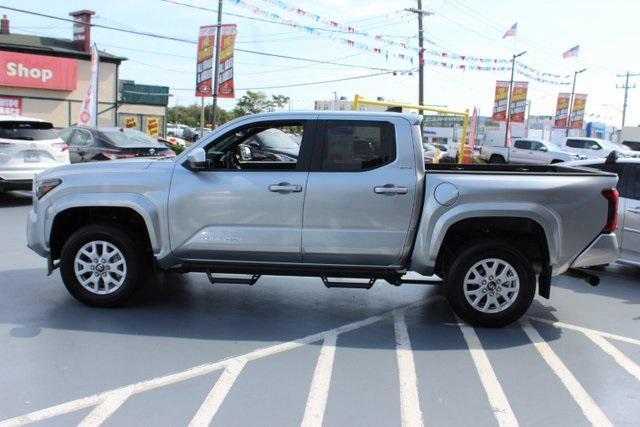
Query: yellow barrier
353 95 471 163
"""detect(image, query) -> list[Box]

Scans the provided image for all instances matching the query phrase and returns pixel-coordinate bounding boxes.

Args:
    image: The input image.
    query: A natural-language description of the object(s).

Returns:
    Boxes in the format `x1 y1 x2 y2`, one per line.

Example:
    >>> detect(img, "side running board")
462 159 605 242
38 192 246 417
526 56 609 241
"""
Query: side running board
206 270 261 286
321 276 376 289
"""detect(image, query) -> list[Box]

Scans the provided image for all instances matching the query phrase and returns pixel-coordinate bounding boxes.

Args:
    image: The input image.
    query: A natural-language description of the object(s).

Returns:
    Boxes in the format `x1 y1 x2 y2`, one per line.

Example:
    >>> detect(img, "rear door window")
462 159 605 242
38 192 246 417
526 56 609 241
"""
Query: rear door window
319 121 396 171
566 139 586 149
0 121 57 141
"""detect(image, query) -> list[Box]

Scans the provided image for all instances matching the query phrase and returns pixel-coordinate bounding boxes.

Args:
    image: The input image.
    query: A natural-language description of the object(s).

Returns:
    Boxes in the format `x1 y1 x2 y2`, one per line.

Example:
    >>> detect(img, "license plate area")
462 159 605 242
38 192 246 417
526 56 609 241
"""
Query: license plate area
24 151 41 163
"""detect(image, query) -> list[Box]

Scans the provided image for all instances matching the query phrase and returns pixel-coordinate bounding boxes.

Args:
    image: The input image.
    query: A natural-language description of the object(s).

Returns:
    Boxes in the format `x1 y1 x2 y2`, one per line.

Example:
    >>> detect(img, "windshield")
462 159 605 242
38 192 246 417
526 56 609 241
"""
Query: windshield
101 129 160 147
0 121 57 141
256 128 300 150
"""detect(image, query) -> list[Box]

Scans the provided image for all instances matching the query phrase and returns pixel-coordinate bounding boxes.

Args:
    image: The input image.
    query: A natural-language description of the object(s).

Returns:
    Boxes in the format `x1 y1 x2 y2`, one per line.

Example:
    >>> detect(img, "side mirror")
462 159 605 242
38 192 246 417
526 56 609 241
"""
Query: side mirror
591 144 601 150
239 144 253 161
539 146 548 152
186 147 207 170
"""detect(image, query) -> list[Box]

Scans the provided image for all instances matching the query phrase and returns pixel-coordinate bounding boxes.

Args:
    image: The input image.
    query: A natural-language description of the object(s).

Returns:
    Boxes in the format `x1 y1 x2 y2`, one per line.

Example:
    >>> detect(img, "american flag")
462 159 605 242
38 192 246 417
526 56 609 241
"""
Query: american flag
502 23 517 38
563 45 580 58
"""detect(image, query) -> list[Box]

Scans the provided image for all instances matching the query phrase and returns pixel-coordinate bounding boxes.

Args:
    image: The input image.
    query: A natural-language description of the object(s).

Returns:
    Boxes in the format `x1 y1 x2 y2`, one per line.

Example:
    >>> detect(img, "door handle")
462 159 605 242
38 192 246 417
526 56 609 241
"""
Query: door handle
374 185 408 195
269 183 302 193
630 208 640 215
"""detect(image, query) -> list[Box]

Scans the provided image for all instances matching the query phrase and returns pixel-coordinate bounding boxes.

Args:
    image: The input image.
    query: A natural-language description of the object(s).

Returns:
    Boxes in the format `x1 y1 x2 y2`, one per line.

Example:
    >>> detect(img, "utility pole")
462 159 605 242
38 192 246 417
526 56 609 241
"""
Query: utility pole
504 50 527 151
616 71 640 129
406 2 433 115
211 0 224 128
566 68 587 136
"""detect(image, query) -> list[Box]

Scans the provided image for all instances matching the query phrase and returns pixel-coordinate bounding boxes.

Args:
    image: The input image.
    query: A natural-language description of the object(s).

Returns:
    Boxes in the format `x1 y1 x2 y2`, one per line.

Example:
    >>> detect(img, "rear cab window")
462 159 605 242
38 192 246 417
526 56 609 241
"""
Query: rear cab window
0 121 57 141
319 120 396 171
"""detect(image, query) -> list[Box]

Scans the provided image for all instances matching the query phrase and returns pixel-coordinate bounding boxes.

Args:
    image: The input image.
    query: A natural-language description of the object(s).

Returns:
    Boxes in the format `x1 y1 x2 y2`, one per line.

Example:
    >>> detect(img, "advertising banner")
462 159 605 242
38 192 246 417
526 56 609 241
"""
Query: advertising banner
0 96 22 115
554 93 571 127
509 82 528 123
0 51 77 91
145 116 161 136
570 94 588 129
123 116 138 129
196 25 216 97
217 24 237 98
78 43 99 127
492 81 510 121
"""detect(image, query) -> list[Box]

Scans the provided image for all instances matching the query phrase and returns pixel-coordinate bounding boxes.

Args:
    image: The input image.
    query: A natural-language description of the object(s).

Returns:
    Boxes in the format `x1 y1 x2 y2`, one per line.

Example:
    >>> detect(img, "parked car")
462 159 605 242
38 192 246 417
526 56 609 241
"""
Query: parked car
167 123 198 142
28 111 619 327
422 142 439 163
479 139 584 164
621 140 640 152
560 136 637 159
565 152 640 267
58 126 175 163
0 115 69 192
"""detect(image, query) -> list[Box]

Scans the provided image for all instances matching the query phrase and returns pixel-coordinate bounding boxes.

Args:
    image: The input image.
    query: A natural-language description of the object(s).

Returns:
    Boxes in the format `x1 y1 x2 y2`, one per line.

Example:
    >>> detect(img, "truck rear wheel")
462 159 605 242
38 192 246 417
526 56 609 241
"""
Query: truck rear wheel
60 224 147 307
445 241 535 327
489 155 505 164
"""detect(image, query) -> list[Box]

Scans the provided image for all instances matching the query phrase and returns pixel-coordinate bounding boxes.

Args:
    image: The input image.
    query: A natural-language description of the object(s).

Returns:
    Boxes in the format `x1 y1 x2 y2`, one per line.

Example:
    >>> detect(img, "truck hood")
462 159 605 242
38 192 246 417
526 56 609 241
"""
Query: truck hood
37 158 160 180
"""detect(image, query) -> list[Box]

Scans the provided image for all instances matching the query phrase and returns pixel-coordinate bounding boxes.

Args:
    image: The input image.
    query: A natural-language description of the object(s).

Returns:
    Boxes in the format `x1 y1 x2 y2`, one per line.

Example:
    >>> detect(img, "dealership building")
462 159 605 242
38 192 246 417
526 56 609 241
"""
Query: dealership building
0 11 169 135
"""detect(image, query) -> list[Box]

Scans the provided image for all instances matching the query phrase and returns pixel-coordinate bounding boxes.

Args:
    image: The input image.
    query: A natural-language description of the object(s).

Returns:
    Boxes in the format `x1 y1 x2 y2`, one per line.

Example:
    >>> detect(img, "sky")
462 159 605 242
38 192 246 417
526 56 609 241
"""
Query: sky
4 0 640 127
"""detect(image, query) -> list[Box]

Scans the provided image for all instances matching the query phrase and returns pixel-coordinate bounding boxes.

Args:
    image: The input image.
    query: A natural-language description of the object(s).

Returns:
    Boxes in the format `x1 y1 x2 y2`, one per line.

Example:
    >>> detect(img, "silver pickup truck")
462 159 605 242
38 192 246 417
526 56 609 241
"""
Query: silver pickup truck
27 111 620 327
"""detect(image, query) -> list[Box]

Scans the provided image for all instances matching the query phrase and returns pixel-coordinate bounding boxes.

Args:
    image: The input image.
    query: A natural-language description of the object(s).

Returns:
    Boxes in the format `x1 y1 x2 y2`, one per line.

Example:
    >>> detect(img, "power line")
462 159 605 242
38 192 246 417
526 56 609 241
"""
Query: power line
228 70 410 90
0 5 406 74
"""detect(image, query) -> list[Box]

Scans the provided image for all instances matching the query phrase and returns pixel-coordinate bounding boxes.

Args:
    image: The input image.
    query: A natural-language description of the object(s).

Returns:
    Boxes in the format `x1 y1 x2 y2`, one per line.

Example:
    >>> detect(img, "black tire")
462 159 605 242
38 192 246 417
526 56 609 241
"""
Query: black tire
445 240 535 328
551 159 563 164
60 223 147 307
489 155 505 164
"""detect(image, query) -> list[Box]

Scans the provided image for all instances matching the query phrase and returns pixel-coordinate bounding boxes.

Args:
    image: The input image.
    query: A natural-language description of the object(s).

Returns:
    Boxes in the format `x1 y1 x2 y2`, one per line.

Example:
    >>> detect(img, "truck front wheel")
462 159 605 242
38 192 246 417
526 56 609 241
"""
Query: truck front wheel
59 224 147 307
445 241 535 327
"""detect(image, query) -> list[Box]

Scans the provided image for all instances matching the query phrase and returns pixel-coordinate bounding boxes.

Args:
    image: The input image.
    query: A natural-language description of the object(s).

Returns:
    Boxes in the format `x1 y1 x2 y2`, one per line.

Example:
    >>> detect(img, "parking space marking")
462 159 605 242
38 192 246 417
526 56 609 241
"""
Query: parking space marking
393 310 424 427
301 332 337 427
582 331 640 382
520 318 613 427
457 318 519 427
528 316 640 347
189 358 247 427
78 389 132 427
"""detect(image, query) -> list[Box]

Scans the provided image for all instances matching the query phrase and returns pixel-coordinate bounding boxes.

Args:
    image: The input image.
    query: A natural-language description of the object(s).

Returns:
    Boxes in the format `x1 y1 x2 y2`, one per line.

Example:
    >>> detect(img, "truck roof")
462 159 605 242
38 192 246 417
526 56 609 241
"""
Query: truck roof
247 110 422 125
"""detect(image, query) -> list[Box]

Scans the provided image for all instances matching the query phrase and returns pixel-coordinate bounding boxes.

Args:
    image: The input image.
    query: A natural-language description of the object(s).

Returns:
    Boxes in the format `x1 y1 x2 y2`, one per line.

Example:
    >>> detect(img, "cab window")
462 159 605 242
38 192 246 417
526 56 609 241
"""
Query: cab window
320 121 396 172
514 140 530 149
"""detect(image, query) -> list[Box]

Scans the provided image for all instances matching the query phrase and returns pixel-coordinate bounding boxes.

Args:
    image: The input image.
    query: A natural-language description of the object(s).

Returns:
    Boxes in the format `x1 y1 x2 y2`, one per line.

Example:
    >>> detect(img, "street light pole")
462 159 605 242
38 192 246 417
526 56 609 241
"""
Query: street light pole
566 68 587 136
504 50 527 150
211 0 224 128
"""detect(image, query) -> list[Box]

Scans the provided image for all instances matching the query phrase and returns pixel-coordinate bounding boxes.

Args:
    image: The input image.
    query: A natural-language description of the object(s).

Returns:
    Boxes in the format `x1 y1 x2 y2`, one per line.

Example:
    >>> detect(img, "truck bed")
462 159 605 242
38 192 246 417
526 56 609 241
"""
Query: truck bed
425 163 609 175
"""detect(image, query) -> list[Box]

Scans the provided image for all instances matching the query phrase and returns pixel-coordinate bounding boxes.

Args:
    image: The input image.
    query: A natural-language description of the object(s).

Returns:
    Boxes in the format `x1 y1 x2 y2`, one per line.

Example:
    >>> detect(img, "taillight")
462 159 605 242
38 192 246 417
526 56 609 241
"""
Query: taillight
52 142 68 152
602 189 619 233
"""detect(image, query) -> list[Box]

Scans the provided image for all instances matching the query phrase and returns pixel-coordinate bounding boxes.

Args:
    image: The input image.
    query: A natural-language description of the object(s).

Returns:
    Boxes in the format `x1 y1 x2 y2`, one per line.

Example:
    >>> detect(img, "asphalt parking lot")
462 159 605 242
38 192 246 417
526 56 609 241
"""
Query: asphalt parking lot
1 190 639 427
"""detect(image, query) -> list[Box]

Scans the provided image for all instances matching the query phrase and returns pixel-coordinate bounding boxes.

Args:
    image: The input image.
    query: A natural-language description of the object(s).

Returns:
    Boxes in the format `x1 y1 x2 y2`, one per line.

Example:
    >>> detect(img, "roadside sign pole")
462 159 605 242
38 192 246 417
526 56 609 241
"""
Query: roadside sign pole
504 51 526 161
211 0 224 128
566 68 587 136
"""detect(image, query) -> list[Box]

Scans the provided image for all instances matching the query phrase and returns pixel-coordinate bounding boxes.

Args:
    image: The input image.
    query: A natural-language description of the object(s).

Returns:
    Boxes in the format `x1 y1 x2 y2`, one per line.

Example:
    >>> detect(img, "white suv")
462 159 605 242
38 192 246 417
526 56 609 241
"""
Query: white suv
561 137 636 159
0 116 70 192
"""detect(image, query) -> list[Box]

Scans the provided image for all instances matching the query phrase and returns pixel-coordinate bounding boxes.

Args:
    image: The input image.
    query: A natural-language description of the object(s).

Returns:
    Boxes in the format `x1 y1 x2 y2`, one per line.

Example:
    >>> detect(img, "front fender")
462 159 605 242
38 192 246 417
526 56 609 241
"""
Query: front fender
45 193 164 254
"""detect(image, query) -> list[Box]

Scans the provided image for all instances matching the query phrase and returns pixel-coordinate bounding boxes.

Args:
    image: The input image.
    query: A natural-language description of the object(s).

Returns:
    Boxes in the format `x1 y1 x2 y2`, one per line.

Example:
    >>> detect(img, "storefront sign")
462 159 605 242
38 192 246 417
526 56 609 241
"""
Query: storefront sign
509 82 528 123
217 24 237 98
570 94 588 129
554 93 570 127
0 96 22 115
145 116 160 136
196 25 216 97
123 116 138 128
0 51 77 91
492 81 510 121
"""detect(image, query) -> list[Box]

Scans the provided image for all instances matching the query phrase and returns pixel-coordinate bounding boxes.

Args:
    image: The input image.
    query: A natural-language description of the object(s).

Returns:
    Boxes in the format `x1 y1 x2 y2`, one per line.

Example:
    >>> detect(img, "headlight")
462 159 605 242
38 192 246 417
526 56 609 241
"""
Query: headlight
35 178 62 199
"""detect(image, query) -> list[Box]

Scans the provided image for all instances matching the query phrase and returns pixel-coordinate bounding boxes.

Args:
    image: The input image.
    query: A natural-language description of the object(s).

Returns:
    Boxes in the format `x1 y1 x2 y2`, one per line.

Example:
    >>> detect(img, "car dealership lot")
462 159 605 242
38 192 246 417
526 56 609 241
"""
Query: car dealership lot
1 190 639 426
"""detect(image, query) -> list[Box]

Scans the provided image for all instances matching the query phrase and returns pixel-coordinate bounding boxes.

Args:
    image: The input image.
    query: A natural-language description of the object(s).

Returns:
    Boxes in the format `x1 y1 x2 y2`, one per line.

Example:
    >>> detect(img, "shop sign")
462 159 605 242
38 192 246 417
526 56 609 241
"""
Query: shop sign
0 51 77 91
0 96 22 115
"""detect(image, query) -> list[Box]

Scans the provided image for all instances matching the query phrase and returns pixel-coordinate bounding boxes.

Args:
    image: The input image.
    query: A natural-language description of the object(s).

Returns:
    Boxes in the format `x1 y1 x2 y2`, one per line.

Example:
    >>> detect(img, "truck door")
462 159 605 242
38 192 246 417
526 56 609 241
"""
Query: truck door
302 119 419 266
511 140 532 164
168 118 314 263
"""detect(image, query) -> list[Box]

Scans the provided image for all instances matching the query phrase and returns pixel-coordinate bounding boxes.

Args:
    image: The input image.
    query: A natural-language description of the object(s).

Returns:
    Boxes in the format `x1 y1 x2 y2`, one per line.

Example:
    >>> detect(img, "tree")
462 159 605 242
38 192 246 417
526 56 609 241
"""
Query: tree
232 91 290 116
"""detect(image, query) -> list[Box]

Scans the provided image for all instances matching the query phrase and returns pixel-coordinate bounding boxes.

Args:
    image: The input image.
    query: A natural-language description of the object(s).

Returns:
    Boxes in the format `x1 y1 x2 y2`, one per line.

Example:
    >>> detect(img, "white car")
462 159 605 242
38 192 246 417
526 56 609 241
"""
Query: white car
566 153 640 267
480 138 583 164
0 116 69 192
560 136 637 159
